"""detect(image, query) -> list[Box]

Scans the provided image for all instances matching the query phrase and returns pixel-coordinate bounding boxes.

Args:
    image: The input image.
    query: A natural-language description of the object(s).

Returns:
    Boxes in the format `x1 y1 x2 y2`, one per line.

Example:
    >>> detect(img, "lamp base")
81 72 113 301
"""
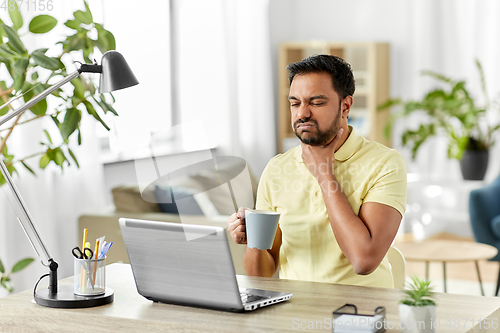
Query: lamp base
34 285 114 308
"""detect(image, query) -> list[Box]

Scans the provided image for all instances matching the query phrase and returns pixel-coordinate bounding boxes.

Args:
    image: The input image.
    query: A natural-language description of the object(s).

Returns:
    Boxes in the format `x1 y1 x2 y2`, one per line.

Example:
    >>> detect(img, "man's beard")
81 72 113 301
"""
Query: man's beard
293 103 342 146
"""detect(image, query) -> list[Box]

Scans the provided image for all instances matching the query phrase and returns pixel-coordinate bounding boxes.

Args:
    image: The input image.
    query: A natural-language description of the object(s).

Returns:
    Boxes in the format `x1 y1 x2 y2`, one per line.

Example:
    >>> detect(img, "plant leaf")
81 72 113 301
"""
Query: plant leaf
8 0 23 31
21 161 36 175
83 100 110 130
74 10 92 26
59 33 87 53
12 57 29 92
61 108 82 140
43 130 53 144
39 154 50 169
95 23 116 52
2 24 26 54
53 148 67 167
104 31 116 51
0 258 4 273
2 279 13 293
0 44 16 57
94 96 118 116
0 19 4 44
24 87 48 116
31 49 64 71
29 15 57 34
64 19 80 30
377 98 401 111
68 148 79 168
476 59 490 109
421 70 452 83
11 258 34 273
71 77 85 100
83 1 94 23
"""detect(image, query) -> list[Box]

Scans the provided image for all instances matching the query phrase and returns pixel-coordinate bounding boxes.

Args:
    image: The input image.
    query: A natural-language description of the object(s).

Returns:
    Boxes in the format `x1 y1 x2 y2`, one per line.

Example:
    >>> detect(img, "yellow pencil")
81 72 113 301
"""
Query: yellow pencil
92 239 100 287
80 228 88 292
82 228 87 250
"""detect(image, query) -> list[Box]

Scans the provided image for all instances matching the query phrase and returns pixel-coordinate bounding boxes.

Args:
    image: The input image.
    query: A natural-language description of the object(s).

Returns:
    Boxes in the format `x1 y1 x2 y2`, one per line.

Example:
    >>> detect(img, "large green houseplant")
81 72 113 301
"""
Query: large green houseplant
378 60 500 180
0 0 118 183
0 2 118 292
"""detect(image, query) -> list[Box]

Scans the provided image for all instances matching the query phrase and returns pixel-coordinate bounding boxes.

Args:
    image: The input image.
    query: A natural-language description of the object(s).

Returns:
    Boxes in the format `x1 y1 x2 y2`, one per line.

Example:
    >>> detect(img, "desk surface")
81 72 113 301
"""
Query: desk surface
395 240 498 262
1 264 499 332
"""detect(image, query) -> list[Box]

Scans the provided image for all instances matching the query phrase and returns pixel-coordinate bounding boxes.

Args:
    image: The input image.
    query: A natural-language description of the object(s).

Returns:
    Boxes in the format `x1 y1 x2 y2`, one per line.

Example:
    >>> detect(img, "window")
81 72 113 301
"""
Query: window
96 0 172 162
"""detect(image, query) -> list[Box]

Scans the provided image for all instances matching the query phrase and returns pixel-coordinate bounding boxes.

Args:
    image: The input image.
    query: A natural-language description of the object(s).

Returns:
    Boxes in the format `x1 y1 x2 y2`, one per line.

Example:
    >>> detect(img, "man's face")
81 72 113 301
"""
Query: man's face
289 72 343 146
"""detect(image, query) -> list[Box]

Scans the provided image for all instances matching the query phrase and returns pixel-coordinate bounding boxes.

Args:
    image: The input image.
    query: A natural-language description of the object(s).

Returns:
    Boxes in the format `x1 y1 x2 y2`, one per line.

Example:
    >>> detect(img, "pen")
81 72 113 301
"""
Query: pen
96 236 105 256
99 241 113 259
84 242 92 258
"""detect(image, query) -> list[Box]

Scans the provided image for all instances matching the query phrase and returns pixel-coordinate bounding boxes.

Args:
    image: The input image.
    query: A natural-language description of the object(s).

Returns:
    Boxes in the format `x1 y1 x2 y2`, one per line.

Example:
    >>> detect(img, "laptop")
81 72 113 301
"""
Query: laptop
118 218 292 312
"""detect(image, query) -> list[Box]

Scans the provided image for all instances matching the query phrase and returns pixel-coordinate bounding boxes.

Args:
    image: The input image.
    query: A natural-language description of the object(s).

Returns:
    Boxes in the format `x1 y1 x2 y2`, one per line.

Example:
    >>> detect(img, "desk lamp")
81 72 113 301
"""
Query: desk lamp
0 50 138 308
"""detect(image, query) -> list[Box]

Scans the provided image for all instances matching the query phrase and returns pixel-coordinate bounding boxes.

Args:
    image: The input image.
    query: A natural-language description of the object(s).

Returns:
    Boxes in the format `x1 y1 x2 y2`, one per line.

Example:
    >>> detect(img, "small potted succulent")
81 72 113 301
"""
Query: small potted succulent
399 276 437 333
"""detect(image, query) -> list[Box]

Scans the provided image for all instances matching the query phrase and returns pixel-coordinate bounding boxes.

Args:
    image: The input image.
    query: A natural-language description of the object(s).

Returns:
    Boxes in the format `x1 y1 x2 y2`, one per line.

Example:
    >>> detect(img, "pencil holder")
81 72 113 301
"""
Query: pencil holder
74 256 106 296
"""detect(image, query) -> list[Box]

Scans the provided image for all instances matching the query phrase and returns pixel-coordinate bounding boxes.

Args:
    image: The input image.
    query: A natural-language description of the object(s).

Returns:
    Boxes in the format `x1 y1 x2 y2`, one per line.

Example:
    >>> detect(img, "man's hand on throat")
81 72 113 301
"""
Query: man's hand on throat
301 128 344 180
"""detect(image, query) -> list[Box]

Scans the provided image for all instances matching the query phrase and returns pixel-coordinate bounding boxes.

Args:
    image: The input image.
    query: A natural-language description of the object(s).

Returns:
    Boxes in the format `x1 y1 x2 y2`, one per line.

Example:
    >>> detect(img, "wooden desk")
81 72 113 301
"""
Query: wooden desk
1 264 499 332
395 240 498 295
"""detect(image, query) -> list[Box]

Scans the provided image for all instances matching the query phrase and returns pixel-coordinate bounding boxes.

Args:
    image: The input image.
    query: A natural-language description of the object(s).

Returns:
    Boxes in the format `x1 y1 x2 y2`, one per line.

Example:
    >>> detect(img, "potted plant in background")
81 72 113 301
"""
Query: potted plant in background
0 257 34 297
378 60 500 180
399 276 436 333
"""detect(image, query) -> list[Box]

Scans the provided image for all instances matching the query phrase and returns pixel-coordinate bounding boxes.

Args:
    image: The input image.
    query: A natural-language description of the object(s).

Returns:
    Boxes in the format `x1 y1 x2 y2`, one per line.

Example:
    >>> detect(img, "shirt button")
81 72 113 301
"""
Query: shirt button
315 191 321 197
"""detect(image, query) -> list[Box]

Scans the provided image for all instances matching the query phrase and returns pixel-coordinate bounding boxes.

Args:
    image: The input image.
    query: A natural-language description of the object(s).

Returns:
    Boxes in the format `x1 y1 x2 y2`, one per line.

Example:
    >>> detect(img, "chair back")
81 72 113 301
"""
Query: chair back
469 175 500 261
388 246 406 289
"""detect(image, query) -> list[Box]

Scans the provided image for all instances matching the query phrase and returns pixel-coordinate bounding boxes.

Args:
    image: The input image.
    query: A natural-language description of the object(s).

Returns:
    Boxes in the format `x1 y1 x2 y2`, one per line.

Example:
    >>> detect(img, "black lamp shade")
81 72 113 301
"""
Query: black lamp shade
99 51 139 93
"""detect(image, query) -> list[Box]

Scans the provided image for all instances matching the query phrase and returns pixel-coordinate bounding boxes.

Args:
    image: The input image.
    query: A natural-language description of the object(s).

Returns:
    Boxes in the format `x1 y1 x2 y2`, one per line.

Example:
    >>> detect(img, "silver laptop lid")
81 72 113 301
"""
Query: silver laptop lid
119 218 244 311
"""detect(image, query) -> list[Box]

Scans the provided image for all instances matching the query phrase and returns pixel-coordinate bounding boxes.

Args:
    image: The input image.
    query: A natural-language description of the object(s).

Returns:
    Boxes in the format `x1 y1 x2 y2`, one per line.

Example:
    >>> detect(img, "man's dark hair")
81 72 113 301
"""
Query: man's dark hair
287 54 355 99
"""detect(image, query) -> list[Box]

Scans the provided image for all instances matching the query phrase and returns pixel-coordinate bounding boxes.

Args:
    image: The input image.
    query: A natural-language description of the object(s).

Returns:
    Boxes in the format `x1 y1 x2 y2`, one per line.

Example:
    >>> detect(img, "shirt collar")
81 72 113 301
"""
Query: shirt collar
293 125 361 163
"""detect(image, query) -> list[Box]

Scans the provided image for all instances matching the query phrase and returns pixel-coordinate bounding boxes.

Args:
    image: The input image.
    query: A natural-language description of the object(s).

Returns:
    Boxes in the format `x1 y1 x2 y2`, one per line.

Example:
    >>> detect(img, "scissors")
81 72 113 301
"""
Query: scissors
72 246 94 260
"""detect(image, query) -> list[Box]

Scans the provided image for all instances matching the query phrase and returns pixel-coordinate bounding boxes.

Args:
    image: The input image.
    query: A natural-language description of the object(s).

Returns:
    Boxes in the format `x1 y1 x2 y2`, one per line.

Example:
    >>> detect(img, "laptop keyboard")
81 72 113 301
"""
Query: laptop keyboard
240 293 270 304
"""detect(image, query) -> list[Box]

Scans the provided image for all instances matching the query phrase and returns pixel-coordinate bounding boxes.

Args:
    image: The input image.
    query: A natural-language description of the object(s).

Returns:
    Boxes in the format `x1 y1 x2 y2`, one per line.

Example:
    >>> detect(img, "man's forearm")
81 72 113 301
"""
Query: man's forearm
243 248 277 277
318 174 376 273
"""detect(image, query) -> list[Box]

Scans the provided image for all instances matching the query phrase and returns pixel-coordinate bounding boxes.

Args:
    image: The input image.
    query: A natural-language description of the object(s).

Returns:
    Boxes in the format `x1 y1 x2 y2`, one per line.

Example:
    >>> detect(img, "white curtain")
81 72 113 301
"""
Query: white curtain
174 0 276 177
0 2 107 295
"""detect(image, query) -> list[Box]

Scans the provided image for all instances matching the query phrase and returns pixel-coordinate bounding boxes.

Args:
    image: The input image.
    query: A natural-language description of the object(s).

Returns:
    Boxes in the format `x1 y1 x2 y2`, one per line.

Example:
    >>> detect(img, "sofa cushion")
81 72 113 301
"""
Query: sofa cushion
112 185 161 213
190 160 257 215
154 186 203 215
154 185 220 217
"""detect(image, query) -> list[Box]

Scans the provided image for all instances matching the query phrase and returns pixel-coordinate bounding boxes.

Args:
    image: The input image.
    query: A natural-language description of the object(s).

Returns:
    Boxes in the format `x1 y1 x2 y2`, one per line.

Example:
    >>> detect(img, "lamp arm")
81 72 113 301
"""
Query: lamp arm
0 158 53 263
0 70 81 128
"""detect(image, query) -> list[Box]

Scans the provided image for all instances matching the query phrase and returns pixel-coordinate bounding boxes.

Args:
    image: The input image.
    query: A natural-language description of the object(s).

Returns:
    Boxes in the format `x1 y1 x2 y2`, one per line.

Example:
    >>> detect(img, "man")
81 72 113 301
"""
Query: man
227 55 406 288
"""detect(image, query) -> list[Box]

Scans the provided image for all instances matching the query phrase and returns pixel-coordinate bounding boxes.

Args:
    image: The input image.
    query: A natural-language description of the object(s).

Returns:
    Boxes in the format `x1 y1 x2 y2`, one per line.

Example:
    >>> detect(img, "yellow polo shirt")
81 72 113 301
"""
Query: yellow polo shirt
256 126 407 288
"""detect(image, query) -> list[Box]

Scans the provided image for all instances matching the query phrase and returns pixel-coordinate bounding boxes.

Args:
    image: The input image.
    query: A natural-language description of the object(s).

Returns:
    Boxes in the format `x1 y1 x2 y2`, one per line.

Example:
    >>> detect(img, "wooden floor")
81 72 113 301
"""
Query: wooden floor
397 232 499 283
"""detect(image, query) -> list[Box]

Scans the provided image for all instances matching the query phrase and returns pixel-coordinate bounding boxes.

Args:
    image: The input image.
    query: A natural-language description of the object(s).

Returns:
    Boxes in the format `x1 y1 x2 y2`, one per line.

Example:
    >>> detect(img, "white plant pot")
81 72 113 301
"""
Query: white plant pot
399 304 436 333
